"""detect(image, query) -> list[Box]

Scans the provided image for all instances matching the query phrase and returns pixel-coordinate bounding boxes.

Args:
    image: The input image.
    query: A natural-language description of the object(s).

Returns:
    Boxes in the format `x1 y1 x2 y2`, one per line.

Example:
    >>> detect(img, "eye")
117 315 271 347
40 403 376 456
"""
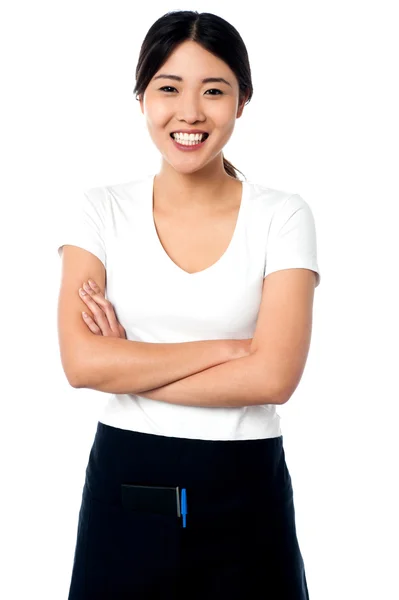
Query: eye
159 86 176 93
159 86 223 96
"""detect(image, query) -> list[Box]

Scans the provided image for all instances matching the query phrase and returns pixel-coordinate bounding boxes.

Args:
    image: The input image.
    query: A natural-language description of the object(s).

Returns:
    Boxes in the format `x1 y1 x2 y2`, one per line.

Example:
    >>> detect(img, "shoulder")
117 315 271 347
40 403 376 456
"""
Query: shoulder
100 173 154 200
248 180 316 218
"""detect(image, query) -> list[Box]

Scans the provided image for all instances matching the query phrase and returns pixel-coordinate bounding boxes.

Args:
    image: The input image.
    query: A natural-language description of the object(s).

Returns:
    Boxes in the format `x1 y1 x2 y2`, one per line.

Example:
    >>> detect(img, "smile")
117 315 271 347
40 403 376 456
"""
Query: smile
170 133 210 152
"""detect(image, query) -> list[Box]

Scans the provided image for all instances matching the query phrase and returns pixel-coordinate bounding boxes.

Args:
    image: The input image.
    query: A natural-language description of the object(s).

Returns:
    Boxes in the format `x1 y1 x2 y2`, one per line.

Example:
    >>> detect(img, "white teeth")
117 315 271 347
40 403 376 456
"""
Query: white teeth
172 132 207 144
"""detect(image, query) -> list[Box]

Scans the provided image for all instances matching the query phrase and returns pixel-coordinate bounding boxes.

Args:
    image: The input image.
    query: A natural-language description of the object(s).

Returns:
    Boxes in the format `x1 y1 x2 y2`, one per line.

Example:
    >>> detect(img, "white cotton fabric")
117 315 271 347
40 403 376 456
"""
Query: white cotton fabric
58 173 321 441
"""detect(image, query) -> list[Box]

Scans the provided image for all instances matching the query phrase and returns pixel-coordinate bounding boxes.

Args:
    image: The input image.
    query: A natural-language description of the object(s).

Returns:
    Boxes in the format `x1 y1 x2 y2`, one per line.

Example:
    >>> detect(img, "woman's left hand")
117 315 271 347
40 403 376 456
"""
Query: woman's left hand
79 280 127 339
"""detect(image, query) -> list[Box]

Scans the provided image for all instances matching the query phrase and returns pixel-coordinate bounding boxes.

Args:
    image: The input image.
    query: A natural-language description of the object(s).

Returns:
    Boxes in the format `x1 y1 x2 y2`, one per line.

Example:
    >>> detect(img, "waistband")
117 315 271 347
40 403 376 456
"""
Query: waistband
84 422 292 528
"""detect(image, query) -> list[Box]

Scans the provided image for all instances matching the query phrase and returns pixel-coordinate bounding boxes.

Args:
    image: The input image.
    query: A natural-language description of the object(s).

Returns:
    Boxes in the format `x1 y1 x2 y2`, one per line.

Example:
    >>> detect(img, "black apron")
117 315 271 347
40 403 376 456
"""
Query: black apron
68 421 310 599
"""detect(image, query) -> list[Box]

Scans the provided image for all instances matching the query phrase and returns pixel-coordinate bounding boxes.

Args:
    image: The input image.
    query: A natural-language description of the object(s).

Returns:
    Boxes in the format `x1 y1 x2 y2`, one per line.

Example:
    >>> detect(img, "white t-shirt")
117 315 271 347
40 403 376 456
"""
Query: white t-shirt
58 173 321 441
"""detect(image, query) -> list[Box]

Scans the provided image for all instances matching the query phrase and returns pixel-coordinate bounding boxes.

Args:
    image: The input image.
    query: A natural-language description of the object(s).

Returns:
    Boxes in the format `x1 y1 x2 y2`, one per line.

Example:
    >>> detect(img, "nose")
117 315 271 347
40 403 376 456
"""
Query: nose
175 91 206 125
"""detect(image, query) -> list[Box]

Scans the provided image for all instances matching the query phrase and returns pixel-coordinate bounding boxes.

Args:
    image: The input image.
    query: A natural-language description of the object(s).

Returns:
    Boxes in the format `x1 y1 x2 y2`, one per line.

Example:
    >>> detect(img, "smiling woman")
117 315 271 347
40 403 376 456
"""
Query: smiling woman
134 15 252 184
59 10 319 600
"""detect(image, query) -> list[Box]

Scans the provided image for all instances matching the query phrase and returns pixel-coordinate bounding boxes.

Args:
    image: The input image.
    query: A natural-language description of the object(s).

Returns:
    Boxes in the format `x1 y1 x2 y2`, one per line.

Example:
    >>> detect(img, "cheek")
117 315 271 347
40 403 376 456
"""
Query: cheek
146 112 168 129
214 119 236 142
143 97 170 123
210 106 236 132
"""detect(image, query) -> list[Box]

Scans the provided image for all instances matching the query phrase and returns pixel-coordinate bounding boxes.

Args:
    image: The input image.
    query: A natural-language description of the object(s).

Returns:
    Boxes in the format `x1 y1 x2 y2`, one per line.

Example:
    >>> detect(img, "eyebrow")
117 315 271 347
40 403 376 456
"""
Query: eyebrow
153 74 232 88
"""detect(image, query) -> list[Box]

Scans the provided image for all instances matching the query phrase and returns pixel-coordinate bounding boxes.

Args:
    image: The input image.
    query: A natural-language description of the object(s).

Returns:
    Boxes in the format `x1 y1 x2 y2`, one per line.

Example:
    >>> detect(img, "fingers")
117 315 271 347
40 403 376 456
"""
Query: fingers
79 280 120 336
82 312 102 335
87 279 100 293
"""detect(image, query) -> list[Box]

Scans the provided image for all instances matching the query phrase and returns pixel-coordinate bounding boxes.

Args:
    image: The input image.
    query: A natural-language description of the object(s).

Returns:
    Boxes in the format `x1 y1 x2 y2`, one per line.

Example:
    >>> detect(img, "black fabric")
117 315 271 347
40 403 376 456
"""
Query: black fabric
67 421 310 599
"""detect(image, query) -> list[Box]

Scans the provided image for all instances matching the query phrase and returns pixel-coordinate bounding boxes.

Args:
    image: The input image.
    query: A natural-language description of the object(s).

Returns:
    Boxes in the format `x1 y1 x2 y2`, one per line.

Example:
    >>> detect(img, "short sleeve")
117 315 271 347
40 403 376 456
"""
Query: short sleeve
57 187 108 268
264 193 321 287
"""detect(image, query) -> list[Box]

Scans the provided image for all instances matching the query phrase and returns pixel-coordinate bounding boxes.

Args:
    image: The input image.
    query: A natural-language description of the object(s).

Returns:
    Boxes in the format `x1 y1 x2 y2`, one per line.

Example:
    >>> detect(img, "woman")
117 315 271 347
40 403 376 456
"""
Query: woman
58 10 320 599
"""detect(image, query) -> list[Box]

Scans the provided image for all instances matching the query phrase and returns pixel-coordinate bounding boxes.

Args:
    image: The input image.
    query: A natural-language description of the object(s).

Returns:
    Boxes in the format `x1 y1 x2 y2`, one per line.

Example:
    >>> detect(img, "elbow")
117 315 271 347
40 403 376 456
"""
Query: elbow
271 380 297 405
61 342 95 389
66 368 85 389
258 378 291 406
63 359 89 389
251 352 288 406
260 390 286 406
70 376 85 389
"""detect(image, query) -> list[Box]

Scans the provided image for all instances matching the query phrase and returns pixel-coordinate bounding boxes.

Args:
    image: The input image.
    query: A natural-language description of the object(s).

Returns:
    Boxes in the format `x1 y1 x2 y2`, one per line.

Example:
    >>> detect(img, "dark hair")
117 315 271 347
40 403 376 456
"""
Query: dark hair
133 11 253 180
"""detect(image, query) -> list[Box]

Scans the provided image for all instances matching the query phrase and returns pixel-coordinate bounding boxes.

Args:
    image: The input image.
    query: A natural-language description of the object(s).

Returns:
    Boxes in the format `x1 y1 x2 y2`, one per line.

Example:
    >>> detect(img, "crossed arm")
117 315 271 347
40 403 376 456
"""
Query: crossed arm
76 268 316 408
136 350 281 407
130 268 317 408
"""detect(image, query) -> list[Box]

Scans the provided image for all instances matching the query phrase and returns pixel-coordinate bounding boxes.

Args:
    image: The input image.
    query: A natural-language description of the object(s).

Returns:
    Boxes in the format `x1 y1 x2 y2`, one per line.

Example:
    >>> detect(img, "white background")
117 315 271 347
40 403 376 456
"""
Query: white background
1 1 398 598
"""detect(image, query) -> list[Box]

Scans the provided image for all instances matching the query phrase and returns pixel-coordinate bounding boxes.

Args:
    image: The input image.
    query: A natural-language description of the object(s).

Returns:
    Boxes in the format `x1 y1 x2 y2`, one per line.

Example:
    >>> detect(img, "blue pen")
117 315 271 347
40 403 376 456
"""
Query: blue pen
181 488 187 528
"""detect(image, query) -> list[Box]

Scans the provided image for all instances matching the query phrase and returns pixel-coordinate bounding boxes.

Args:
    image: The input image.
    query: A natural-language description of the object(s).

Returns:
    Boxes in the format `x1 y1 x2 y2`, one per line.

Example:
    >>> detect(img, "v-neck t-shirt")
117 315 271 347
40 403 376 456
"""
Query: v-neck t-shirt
57 173 321 441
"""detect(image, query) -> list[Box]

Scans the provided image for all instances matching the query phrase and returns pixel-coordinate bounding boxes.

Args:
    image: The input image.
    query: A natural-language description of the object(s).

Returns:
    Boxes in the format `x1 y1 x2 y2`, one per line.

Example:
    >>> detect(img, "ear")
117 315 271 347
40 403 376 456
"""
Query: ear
138 94 144 114
237 91 249 118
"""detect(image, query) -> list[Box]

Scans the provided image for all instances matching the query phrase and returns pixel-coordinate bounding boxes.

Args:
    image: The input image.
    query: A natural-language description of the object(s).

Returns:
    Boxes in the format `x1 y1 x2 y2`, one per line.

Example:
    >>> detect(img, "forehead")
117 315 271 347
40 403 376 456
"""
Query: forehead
154 41 233 81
